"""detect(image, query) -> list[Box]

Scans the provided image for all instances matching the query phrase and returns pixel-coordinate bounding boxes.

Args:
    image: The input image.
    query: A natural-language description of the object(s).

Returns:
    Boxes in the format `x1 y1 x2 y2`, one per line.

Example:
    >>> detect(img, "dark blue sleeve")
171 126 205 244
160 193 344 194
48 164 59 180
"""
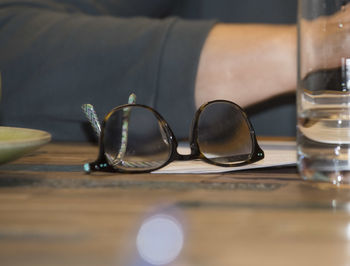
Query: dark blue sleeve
0 0 215 141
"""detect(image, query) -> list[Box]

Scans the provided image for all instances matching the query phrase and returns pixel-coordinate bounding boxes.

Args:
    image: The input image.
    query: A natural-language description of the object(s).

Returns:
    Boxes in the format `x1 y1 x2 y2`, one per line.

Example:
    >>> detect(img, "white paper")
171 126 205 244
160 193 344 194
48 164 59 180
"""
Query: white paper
153 140 297 174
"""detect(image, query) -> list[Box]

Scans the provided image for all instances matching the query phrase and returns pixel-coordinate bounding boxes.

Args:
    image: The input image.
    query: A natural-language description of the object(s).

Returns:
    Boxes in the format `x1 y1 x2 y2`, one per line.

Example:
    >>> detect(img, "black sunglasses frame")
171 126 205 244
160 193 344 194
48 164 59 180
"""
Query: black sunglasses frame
85 100 264 173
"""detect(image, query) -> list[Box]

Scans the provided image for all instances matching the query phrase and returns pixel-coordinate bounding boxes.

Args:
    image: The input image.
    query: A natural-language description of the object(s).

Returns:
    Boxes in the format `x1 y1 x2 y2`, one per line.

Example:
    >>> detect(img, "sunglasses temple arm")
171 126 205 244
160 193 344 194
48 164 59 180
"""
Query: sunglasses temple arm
81 104 101 137
127 93 137 104
82 93 137 173
80 94 136 138
115 93 137 161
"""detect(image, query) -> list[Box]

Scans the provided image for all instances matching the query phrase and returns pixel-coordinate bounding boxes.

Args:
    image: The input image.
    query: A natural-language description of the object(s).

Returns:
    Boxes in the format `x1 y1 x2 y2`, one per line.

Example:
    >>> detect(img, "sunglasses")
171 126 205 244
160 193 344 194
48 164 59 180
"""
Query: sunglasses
82 94 264 173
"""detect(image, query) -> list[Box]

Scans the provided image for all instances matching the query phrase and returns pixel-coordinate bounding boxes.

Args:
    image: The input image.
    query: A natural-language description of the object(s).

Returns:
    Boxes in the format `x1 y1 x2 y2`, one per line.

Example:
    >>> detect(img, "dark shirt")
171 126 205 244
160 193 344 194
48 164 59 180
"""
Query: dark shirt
0 0 297 141
0 0 215 141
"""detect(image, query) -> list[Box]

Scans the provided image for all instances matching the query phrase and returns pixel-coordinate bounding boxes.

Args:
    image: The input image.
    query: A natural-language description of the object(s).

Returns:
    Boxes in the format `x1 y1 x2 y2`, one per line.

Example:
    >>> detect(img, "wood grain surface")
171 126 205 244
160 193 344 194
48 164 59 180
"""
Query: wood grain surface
1 142 350 266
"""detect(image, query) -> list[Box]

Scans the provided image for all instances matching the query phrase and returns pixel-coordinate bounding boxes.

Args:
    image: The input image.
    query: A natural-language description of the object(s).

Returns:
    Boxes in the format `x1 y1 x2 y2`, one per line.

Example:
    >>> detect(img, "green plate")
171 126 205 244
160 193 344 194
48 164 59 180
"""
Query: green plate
0 127 51 164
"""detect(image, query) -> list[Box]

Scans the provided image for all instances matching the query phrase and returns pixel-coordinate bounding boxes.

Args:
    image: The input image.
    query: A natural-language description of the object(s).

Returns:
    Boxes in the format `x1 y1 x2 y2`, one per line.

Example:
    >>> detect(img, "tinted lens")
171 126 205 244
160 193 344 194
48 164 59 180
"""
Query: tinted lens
103 106 172 171
197 102 253 165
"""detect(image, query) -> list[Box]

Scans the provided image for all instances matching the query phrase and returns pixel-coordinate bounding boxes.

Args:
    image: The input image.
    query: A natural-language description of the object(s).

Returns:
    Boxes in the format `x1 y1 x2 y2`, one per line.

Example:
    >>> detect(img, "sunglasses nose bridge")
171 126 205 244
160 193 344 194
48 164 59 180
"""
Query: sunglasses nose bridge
176 153 197 161
174 142 200 161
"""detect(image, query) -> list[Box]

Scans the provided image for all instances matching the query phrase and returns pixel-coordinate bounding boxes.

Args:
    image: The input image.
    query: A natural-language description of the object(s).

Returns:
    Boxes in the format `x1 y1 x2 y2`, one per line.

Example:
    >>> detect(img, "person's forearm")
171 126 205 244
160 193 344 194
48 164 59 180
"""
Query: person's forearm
194 24 297 107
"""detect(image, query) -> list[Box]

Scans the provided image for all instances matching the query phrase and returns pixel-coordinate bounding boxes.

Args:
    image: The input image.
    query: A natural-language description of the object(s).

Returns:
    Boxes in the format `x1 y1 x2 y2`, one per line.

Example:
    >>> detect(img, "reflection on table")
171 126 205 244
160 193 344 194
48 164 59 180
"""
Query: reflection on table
0 142 350 266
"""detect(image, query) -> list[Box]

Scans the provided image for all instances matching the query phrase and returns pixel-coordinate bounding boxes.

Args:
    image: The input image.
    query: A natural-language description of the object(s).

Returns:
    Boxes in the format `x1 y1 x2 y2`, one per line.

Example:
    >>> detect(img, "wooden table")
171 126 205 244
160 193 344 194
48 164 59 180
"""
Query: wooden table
1 142 350 266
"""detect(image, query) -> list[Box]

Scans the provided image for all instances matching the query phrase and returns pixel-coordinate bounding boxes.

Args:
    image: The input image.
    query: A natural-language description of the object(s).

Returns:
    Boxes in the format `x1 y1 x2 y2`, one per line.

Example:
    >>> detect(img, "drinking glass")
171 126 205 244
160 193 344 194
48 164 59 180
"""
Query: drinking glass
297 0 350 184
